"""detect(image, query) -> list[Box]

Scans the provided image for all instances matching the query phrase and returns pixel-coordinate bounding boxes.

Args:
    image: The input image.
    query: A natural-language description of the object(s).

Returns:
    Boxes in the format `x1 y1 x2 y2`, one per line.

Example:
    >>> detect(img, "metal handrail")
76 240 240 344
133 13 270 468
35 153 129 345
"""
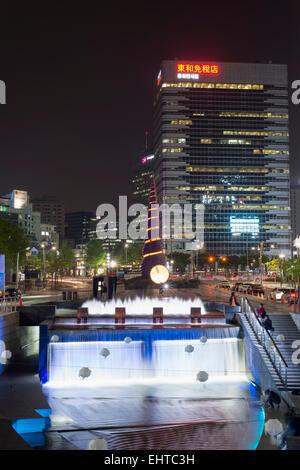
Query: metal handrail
0 296 18 314
242 296 288 386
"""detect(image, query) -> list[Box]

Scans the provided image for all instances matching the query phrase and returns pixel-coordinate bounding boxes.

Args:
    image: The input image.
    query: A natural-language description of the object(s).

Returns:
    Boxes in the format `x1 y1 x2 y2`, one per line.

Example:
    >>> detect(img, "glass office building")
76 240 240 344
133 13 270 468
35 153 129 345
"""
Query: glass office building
153 60 291 257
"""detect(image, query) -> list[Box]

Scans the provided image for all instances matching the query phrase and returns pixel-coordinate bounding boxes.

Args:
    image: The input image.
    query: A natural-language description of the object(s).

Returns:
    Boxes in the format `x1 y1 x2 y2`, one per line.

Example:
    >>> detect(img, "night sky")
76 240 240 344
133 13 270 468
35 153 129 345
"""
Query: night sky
0 1 299 212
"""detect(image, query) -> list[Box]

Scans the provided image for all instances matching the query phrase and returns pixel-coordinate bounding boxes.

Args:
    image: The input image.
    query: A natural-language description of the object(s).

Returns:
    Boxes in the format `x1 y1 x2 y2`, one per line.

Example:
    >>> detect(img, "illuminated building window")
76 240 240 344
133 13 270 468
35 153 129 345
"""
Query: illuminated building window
262 149 289 155
223 130 289 137
162 82 264 90
200 138 212 144
253 149 261 154
193 112 205 116
162 147 183 153
185 166 287 174
177 185 274 192
219 111 288 119
230 217 260 235
162 138 186 144
170 120 192 125
220 139 251 145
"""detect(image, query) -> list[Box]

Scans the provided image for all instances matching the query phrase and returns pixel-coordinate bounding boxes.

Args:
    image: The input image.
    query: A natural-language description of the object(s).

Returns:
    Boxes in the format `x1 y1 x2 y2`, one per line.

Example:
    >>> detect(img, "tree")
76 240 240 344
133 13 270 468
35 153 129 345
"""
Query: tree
57 241 75 276
116 242 143 266
265 258 281 272
167 251 190 272
85 239 106 271
0 218 28 274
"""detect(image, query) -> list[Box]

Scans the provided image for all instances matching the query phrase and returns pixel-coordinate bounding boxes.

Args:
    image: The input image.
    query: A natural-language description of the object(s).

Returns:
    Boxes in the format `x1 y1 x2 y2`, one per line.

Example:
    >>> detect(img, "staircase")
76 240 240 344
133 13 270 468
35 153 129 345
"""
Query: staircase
269 314 300 392
241 299 300 392
240 313 285 390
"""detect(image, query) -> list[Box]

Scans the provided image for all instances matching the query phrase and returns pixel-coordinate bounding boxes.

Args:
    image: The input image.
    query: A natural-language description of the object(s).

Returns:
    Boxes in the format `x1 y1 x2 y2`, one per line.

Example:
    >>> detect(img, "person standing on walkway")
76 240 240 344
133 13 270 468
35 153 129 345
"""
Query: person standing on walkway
265 389 281 408
229 291 237 306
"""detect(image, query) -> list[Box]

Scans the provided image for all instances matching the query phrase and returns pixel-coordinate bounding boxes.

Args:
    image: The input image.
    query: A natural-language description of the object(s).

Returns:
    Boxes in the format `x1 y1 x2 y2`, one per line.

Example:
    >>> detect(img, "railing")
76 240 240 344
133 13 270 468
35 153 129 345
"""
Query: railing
241 296 288 387
0 296 18 314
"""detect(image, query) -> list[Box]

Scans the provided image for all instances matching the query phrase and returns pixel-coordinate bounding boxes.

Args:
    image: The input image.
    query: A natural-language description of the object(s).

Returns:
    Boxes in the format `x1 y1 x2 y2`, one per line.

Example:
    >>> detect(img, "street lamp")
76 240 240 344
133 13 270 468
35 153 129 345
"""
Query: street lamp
279 253 285 288
125 243 128 265
40 242 46 288
294 237 300 258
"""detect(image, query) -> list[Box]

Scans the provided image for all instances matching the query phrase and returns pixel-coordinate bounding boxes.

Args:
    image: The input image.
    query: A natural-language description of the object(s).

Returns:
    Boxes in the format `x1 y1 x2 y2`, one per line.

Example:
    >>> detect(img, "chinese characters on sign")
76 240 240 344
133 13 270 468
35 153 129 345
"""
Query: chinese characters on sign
177 64 219 74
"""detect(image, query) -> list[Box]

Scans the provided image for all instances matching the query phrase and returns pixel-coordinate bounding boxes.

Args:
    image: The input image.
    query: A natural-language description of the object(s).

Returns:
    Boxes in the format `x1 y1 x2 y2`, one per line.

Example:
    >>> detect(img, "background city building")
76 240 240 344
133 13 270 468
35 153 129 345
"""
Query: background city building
40 223 59 247
32 195 65 239
153 60 291 257
0 189 41 243
131 152 155 205
65 211 97 246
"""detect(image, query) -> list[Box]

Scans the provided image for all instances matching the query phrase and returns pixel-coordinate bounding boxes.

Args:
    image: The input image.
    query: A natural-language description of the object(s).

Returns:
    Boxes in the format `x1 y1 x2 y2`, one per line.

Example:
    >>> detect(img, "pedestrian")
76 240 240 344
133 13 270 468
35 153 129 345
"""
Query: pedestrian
265 389 281 409
279 409 300 449
257 303 267 321
263 315 274 334
229 291 237 306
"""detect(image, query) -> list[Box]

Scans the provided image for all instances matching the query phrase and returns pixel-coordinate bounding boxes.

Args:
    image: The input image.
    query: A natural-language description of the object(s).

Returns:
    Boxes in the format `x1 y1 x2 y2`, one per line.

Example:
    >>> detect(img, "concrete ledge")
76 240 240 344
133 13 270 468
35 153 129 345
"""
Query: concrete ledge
287 435 300 450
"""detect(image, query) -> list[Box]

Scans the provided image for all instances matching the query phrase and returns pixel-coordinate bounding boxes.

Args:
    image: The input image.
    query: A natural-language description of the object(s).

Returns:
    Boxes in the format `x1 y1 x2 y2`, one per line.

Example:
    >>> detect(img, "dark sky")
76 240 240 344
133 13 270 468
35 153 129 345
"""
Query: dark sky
0 1 299 212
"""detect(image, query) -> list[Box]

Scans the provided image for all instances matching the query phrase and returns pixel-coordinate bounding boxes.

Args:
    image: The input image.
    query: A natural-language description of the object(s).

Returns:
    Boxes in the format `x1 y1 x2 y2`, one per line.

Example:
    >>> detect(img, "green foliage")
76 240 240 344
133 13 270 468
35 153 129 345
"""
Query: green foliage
116 242 143 266
265 258 280 272
282 258 300 282
58 240 75 274
85 239 106 270
0 218 28 272
167 251 190 271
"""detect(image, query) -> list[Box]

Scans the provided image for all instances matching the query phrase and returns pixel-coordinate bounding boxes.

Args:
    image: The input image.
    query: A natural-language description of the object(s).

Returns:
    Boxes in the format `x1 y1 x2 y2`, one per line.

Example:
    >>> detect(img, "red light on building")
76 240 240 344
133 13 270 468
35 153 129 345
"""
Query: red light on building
177 63 219 74
208 256 215 262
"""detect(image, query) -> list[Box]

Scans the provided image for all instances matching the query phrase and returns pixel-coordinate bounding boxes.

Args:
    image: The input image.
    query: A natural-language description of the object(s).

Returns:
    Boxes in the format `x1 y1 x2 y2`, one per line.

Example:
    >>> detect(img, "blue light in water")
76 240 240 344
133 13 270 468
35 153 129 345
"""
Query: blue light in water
11 412 51 448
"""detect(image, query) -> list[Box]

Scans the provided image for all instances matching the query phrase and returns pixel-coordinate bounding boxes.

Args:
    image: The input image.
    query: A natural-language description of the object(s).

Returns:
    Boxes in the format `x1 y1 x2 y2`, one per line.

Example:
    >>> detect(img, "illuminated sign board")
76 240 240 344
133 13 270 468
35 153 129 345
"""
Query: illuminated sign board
176 63 219 80
177 63 219 74
157 70 162 86
230 216 259 235
12 190 28 209
141 154 154 164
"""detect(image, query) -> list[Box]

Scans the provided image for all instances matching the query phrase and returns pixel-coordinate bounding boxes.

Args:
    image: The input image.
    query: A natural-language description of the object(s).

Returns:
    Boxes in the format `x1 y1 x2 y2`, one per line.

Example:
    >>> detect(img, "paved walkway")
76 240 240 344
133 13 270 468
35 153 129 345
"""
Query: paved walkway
0 367 51 450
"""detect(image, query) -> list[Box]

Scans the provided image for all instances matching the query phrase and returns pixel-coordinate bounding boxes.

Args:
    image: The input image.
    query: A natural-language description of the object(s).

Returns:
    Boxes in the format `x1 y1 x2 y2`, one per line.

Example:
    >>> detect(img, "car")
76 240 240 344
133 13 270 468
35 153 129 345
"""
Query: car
218 281 231 289
270 288 285 302
3 287 21 299
239 283 253 294
234 282 243 292
283 288 298 304
250 284 265 296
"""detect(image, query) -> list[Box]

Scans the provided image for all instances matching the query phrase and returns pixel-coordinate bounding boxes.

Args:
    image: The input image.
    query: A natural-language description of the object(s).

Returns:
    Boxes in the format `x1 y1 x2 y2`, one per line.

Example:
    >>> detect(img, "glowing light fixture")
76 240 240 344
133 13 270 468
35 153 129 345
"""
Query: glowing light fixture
150 265 169 284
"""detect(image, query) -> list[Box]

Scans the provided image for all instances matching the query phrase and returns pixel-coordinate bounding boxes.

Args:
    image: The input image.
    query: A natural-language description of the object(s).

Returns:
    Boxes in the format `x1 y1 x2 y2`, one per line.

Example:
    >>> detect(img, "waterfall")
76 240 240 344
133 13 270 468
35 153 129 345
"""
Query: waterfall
47 327 247 386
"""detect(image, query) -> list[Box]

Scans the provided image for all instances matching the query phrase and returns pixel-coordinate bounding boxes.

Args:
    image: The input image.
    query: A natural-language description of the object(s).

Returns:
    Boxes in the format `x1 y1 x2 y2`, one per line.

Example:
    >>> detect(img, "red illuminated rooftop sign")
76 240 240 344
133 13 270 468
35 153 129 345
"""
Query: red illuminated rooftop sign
177 63 219 74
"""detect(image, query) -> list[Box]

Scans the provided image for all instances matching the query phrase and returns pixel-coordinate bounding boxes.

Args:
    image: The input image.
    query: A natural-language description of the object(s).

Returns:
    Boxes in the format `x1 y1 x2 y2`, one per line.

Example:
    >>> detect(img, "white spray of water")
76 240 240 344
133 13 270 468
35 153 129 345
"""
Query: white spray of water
82 296 206 316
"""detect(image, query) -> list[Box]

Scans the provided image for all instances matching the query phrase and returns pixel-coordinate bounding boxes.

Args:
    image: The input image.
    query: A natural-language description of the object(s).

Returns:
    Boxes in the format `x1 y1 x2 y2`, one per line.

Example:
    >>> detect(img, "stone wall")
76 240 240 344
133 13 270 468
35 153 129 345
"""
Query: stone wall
0 310 19 375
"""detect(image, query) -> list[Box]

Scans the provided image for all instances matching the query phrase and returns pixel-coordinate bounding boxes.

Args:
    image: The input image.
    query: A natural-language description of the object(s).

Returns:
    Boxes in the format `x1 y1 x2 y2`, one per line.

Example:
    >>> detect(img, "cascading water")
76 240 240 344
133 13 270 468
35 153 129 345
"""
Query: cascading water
41 296 265 450
46 327 246 386
81 296 206 316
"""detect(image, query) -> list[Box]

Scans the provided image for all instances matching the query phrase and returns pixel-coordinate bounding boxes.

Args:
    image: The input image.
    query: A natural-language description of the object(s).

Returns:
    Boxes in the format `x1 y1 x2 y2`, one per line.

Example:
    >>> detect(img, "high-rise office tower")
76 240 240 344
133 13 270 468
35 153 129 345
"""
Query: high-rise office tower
153 60 291 257
131 153 155 205
65 211 97 246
